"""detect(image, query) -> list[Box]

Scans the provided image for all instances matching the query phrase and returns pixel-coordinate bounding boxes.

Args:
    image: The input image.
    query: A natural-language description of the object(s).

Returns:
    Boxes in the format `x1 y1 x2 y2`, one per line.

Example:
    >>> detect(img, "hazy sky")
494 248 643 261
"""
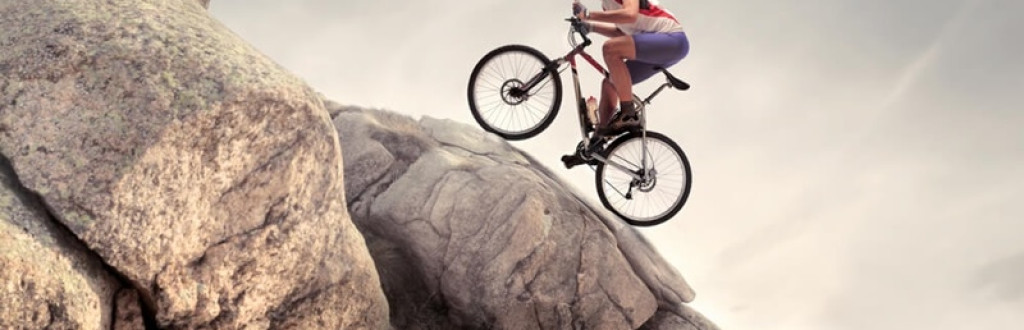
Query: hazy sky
210 1 1023 329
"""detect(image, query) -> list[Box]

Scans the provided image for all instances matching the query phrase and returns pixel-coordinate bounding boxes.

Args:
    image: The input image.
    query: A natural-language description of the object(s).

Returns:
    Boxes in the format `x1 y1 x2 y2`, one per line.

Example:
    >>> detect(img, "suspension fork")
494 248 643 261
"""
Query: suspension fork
636 82 672 181
639 98 651 180
518 59 563 96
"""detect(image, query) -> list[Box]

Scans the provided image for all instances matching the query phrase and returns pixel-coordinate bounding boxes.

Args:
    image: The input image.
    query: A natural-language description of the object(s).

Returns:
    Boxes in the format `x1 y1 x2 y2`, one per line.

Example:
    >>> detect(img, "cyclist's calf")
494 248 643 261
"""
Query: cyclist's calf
598 78 619 126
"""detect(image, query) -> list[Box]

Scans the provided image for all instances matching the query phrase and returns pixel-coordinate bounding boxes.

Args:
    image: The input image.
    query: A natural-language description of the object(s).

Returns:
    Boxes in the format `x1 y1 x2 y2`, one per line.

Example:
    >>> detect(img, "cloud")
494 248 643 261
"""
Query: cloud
971 251 1024 302
877 0 979 112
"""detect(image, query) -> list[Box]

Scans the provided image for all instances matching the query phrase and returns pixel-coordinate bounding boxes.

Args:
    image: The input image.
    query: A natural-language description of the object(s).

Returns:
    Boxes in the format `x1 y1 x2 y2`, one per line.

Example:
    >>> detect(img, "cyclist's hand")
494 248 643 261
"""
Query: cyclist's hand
578 21 591 35
573 1 589 20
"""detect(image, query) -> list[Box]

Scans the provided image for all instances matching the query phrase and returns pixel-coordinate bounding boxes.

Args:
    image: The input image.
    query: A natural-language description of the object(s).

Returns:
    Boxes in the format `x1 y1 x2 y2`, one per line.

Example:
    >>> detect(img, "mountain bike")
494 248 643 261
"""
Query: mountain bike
466 17 692 227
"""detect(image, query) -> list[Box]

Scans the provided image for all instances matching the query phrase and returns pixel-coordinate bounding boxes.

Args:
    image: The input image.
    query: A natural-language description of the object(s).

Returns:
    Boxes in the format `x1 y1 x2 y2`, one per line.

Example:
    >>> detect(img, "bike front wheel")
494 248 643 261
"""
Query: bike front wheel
467 45 562 140
596 131 692 226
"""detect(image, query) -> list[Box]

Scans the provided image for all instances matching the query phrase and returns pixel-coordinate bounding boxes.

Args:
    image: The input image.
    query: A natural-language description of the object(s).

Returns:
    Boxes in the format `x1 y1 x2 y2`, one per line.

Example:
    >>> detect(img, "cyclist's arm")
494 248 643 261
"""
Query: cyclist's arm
587 0 639 24
588 22 626 38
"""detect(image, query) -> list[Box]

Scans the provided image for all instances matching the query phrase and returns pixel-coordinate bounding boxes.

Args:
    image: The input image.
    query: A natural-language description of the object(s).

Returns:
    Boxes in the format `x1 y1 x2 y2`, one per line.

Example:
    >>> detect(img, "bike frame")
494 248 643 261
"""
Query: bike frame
521 19 679 182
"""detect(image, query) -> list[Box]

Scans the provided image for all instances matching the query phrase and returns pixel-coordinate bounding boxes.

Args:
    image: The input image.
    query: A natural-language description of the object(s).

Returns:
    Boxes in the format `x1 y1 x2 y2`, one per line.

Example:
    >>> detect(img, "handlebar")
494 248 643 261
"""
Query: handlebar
565 17 592 48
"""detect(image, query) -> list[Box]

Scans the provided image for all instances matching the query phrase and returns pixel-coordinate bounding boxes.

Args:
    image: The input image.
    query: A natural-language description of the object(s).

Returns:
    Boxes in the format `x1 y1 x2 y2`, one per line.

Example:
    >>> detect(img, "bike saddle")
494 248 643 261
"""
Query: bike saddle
656 67 690 91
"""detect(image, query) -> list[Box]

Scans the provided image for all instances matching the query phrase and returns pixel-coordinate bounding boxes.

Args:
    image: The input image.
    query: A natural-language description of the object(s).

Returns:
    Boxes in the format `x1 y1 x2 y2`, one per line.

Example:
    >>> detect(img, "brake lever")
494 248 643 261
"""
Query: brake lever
565 17 591 46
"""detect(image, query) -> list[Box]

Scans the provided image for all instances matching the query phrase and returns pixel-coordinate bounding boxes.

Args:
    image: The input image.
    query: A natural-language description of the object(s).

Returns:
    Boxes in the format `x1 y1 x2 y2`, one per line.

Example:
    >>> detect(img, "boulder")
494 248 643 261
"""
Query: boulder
0 1 387 328
0 158 120 329
333 106 718 329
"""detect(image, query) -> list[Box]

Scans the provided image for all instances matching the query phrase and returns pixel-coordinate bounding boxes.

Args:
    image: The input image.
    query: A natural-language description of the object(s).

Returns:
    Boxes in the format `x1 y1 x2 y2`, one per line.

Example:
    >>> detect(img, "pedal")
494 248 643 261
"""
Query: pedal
561 154 585 169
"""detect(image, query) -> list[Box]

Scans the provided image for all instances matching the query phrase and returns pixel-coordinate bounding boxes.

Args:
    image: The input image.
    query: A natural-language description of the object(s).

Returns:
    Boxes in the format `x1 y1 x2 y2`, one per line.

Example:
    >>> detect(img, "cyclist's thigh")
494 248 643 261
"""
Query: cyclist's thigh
626 61 661 84
632 32 690 68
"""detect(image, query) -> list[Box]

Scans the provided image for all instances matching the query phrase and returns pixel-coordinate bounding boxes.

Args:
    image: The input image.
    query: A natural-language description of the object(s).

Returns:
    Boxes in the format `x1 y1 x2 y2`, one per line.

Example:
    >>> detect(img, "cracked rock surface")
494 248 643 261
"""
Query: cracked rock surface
333 106 718 330
640 304 721 330
0 157 120 329
0 1 387 328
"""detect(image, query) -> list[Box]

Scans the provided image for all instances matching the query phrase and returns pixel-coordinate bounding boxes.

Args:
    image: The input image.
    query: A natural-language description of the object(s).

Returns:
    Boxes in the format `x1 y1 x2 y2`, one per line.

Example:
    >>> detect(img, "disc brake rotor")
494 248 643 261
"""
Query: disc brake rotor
500 79 527 105
636 169 657 193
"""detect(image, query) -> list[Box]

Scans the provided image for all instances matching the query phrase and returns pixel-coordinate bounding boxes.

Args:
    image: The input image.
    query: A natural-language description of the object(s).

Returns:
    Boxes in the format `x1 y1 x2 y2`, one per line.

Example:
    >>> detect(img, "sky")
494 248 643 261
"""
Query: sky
209 1 1023 329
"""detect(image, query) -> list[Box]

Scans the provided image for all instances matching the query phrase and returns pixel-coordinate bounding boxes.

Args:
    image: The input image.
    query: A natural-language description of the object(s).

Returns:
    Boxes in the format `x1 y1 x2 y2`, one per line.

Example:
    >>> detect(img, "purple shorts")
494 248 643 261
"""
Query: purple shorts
627 32 689 84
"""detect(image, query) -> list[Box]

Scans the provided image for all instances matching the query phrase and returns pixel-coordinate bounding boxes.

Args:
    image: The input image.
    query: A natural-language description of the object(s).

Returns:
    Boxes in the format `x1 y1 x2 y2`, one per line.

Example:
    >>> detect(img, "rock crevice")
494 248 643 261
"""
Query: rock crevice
0 155 123 329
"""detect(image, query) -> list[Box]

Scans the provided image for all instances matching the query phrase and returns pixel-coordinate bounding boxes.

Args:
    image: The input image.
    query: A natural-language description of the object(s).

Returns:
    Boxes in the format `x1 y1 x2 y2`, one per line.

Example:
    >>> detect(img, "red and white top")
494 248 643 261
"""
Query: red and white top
601 0 684 34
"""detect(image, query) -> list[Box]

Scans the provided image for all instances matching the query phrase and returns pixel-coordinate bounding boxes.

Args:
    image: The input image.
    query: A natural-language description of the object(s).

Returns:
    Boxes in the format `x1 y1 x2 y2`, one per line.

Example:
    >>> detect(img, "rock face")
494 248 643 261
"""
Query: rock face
0 1 387 328
333 106 718 330
640 305 721 330
0 158 120 329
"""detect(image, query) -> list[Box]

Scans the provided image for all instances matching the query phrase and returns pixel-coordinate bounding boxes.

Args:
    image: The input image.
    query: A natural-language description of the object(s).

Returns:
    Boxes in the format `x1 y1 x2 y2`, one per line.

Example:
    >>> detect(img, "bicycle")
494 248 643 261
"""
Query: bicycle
466 17 693 227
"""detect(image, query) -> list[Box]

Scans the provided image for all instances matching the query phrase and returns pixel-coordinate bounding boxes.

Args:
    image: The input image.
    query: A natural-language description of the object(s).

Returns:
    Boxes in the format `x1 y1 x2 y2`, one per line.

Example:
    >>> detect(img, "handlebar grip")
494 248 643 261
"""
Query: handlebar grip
567 17 591 43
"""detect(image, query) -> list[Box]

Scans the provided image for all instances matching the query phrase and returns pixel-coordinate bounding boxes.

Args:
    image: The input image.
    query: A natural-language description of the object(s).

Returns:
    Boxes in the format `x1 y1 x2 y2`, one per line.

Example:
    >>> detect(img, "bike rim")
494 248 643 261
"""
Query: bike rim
472 51 557 136
601 138 688 222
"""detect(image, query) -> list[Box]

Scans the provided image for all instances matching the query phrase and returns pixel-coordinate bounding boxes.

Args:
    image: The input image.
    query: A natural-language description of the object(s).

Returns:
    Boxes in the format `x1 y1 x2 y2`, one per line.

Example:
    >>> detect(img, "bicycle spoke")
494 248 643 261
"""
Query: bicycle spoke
481 98 506 112
505 105 517 130
522 103 541 124
485 106 504 128
520 105 528 131
480 76 503 91
651 190 670 212
508 53 518 79
499 55 511 82
515 53 526 80
482 70 506 86
604 181 631 200
519 54 532 80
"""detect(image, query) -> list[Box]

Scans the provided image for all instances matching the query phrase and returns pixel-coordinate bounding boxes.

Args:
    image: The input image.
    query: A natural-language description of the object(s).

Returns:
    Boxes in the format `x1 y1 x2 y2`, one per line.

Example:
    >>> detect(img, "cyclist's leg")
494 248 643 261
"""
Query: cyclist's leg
601 35 637 109
600 33 688 133
600 59 660 126
630 32 690 76
625 61 661 85
597 79 618 127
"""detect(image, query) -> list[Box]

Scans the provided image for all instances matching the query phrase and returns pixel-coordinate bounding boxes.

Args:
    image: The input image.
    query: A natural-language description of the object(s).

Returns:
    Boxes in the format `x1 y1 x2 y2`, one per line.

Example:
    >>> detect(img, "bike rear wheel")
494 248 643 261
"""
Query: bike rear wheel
467 45 562 140
596 131 692 226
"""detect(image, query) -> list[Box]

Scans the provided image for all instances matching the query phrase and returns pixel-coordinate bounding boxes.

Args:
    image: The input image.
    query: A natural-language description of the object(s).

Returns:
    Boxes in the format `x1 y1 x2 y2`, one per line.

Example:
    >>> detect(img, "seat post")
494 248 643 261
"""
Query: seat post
643 83 672 105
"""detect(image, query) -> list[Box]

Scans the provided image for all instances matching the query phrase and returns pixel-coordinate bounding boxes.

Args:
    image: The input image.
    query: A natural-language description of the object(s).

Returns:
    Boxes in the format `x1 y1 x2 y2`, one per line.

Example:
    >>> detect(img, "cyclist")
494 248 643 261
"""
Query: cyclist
562 0 690 168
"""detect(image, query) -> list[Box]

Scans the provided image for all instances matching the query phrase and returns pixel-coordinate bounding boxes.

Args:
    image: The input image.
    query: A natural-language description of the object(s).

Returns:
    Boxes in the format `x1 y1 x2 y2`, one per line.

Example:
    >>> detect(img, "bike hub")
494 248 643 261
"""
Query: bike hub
635 169 657 193
501 79 527 105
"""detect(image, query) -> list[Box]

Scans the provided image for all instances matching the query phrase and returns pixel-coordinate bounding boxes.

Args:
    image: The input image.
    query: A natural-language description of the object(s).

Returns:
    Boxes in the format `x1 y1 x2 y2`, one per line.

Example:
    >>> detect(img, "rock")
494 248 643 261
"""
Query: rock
112 289 146 330
640 305 721 330
198 0 210 9
0 1 388 328
0 158 120 329
333 106 716 329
